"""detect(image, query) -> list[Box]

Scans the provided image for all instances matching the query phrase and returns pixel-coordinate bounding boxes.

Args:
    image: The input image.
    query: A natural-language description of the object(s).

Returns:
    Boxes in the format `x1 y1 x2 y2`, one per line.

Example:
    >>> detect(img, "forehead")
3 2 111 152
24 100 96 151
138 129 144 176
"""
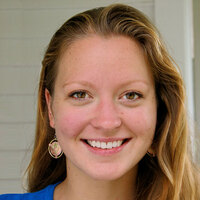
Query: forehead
56 35 154 86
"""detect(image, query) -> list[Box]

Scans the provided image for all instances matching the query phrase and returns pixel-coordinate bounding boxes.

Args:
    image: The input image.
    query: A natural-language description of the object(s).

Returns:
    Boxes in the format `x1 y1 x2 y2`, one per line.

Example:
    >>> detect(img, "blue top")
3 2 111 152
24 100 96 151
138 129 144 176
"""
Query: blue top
0 182 59 200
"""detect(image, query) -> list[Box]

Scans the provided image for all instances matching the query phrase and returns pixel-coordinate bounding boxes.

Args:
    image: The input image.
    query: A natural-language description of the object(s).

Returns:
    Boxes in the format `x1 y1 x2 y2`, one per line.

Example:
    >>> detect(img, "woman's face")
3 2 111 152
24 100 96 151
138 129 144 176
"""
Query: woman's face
46 35 157 181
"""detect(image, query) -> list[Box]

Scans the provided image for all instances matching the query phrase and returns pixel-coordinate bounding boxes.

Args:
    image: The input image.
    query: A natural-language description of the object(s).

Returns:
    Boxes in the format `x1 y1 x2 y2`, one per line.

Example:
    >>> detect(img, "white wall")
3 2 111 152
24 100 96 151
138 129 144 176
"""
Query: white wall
0 0 195 193
0 0 154 193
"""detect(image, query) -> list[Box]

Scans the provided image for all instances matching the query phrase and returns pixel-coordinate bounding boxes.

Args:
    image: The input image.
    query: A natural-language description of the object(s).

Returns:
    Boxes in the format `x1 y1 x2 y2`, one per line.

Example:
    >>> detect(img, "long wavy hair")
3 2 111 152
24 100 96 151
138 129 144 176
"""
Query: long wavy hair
26 4 199 199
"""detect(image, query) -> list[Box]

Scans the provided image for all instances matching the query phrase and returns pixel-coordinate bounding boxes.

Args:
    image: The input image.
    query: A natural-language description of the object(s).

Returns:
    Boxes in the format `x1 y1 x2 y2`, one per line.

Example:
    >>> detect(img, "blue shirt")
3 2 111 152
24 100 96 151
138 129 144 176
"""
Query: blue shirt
0 182 59 200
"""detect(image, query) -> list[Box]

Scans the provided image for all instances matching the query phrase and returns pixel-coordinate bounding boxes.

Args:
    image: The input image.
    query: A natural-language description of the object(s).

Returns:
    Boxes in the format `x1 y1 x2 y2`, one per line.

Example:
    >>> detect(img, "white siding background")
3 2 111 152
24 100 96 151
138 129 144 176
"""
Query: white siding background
0 0 198 194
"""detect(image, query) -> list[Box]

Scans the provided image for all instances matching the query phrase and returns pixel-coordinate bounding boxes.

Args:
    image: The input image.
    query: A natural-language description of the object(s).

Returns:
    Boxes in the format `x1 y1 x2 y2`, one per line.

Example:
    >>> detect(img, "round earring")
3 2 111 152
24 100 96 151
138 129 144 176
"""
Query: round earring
48 137 63 159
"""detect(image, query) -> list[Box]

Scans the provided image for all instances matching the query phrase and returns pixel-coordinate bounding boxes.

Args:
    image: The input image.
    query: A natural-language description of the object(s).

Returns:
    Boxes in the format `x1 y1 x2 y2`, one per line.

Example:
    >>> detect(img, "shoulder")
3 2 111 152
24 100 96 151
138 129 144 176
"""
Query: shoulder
0 182 60 200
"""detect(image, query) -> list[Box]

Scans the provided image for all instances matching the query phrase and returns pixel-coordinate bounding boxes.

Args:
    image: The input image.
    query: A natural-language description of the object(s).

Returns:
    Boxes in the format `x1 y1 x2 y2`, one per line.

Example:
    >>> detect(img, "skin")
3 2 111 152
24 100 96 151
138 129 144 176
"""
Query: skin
45 35 157 200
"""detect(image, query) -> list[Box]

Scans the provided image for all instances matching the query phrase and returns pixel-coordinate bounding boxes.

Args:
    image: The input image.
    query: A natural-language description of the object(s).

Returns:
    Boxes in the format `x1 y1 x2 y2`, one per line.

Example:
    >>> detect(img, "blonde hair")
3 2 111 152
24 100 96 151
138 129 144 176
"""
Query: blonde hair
26 4 199 199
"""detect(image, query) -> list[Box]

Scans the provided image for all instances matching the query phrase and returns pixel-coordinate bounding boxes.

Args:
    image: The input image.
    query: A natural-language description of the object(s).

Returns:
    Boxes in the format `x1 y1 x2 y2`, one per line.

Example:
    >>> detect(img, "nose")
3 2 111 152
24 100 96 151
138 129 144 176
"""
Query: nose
90 99 122 131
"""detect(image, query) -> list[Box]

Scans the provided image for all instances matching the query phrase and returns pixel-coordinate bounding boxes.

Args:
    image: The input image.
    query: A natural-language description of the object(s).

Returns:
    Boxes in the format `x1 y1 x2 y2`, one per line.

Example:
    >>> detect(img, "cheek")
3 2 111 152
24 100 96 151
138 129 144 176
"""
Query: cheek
124 106 157 138
54 107 89 138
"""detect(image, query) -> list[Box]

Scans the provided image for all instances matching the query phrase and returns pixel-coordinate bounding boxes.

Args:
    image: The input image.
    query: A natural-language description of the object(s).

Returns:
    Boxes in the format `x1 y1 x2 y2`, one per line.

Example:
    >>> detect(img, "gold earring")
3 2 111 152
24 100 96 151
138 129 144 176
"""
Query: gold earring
48 136 63 159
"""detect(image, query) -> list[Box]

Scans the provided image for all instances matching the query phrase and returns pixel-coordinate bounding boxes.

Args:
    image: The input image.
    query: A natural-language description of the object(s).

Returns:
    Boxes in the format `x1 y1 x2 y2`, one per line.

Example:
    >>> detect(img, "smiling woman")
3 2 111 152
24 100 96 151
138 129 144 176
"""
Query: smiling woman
0 3 199 200
44 35 157 184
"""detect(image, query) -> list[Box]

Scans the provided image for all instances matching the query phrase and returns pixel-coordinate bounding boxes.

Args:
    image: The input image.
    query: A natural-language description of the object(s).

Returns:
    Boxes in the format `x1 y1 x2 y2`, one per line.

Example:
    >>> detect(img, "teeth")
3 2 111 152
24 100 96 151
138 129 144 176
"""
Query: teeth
107 142 112 149
101 142 107 149
87 140 123 149
96 141 101 148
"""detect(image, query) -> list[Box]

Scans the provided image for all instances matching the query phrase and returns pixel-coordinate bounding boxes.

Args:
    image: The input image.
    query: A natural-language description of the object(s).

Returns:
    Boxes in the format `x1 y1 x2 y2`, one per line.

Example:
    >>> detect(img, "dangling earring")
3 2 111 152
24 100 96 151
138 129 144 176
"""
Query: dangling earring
147 149 156 157
48 136 63 159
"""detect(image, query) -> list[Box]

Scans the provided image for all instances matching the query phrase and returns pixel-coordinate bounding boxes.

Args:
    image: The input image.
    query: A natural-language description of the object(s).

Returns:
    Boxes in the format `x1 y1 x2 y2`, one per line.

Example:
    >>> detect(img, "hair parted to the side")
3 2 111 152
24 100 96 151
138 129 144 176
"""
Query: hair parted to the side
26 4 199 199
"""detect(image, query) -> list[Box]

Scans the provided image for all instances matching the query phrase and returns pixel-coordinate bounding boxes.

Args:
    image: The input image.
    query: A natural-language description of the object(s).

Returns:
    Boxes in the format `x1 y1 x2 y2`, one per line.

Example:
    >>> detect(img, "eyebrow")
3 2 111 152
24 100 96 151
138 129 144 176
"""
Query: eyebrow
118 80 149 87
63 80 95 88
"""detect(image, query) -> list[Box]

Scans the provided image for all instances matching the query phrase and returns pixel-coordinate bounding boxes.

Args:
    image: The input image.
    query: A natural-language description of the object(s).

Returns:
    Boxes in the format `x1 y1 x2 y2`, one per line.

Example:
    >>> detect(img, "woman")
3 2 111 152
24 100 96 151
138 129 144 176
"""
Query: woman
1 3 199 200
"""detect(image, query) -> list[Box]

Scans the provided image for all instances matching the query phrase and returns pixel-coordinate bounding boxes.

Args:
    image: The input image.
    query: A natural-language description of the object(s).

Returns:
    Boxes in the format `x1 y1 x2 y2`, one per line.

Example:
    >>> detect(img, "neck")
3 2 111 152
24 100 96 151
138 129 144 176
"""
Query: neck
54 164 137 200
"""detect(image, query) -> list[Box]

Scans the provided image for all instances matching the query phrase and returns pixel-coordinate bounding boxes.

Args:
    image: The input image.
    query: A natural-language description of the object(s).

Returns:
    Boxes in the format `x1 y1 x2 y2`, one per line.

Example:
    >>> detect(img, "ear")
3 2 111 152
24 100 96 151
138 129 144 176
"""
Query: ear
45 89 55 128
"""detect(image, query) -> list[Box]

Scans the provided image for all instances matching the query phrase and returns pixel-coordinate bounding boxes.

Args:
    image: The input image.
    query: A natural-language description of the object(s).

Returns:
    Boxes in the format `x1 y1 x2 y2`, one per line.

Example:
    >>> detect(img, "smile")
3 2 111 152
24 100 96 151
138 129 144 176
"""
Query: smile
81 138 131 155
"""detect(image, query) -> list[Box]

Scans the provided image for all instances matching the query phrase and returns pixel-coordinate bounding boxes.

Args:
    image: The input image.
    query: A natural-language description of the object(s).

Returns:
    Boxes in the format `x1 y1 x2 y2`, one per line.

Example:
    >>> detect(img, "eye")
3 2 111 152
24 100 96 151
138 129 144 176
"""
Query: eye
121 91 142 101
69 90 90 100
